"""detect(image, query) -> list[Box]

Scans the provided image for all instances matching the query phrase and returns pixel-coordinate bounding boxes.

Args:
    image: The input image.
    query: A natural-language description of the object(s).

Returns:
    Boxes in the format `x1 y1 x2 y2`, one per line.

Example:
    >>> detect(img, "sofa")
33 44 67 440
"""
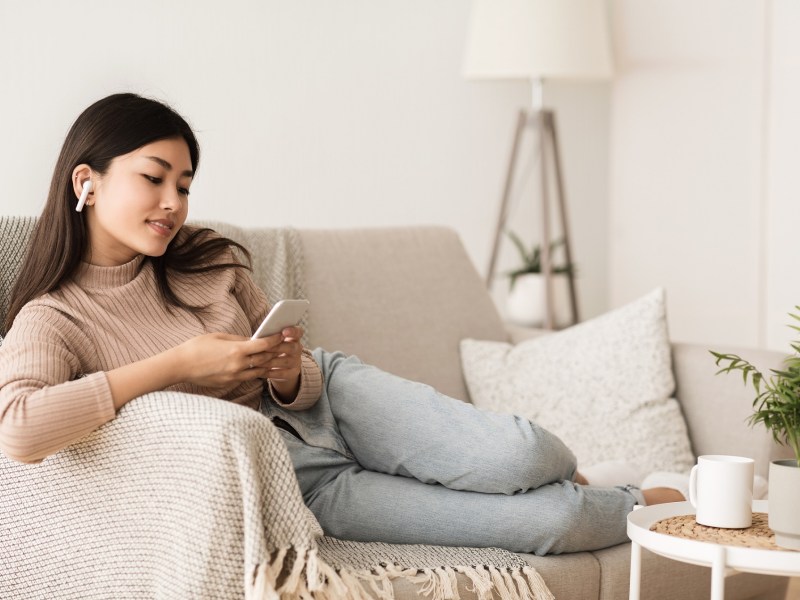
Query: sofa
0 216 792 599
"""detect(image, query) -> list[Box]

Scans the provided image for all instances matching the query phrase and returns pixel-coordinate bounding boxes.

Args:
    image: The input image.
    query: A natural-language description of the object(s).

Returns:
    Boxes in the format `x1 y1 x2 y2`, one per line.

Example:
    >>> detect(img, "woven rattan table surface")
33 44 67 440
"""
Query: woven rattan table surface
649 512 793 551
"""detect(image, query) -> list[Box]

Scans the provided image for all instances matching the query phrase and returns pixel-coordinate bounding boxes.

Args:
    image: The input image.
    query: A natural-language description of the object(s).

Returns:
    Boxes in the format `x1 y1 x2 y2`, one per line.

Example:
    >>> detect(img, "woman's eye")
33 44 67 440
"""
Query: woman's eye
178 187 191 197
143 175 163 184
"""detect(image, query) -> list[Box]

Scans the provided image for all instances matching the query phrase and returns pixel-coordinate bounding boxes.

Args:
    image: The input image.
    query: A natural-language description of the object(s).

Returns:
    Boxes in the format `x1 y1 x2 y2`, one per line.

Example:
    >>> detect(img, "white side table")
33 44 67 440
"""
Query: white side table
627 500 800 600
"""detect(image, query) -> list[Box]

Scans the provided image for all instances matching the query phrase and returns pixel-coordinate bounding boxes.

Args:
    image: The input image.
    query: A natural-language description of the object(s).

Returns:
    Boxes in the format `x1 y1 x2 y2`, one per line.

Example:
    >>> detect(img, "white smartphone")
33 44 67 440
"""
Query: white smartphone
251 299 310 340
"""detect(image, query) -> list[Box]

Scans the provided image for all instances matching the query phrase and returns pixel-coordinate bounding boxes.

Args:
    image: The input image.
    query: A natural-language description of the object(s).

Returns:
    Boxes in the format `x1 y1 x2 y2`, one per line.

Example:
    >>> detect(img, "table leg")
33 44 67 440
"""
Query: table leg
710 545 726 600
629 541 642 600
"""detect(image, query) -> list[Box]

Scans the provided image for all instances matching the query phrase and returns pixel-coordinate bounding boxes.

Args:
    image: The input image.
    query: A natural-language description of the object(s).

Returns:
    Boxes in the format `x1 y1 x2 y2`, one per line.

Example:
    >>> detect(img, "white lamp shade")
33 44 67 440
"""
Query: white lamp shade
463 0 613 81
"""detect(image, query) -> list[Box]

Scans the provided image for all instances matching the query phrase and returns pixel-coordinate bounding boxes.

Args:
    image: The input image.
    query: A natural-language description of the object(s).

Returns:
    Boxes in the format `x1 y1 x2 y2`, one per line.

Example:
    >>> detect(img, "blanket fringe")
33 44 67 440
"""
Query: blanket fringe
521 566 555 600
248 546 554 600
490 566 515 599
454 566 494 600
248 546 287 600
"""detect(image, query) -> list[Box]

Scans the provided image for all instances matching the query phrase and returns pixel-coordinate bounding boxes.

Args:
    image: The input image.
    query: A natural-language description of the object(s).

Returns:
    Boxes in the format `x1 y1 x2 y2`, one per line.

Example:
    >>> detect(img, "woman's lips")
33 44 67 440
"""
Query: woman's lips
146 220 173 237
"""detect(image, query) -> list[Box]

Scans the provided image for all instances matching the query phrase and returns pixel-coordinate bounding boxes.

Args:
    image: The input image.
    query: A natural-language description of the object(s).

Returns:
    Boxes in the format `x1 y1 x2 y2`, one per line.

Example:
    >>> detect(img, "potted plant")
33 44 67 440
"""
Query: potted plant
710 309 800 549
504 230 573 328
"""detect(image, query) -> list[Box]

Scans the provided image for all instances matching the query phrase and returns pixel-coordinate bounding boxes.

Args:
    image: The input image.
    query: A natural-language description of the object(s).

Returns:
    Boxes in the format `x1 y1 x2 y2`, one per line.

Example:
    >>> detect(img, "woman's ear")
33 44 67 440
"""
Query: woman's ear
71 164 94 206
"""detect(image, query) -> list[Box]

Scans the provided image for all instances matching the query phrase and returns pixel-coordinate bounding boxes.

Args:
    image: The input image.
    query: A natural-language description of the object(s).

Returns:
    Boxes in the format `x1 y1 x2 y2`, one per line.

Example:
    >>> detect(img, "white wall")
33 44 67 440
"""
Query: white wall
765 0 800 350
610 0 800 351
0 0 612 321
6 1 795 351
610 0 765 348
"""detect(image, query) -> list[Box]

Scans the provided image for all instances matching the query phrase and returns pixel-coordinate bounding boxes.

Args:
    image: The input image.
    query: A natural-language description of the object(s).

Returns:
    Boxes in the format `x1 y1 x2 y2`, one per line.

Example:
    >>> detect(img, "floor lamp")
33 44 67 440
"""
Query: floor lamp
463 0 613 330
487 88 578 330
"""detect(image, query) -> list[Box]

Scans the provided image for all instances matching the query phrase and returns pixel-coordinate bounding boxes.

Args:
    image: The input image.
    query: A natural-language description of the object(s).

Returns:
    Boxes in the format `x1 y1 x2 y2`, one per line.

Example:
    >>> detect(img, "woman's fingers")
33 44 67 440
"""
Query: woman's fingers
247 351 300 371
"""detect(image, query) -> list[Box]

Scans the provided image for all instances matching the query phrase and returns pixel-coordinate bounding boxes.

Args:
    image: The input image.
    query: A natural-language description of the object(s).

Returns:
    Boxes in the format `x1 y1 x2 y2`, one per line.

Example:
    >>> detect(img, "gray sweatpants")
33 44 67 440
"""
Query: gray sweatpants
261 349 637 555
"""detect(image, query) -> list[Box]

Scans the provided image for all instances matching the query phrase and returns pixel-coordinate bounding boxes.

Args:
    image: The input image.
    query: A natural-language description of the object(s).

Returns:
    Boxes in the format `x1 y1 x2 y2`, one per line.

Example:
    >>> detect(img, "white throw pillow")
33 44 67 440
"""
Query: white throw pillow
460 288 694 478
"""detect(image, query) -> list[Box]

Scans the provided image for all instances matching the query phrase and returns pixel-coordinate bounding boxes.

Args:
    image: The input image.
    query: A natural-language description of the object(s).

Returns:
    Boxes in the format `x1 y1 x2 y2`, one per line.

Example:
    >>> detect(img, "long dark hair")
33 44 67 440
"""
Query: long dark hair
5 93 250 331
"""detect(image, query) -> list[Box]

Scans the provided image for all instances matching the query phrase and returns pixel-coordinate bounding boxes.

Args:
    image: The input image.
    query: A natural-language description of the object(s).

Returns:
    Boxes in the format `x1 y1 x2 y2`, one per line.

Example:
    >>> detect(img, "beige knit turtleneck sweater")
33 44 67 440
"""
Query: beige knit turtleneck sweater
0 252 321 463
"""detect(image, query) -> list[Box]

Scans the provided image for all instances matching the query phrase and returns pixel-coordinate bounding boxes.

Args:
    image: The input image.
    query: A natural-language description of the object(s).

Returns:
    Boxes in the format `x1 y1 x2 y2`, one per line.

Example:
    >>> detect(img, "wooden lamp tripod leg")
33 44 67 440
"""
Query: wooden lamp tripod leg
545 111 580 326
486 109 529 286
538 110 555 330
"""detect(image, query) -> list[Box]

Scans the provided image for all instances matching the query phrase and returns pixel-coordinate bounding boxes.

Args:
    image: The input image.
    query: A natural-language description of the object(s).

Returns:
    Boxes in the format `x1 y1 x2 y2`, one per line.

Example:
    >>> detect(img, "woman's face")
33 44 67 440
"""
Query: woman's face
84 137 193 266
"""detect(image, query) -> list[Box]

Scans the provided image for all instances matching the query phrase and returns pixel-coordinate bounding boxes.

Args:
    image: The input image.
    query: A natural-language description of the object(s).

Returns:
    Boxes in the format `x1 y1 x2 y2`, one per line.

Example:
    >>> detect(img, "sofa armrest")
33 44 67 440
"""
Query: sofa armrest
672 342 794 478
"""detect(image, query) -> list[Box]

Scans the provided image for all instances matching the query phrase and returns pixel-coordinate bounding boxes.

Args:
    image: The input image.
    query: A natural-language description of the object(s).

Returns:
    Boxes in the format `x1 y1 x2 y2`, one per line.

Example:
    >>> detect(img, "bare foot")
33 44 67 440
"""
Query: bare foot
642 487 685 505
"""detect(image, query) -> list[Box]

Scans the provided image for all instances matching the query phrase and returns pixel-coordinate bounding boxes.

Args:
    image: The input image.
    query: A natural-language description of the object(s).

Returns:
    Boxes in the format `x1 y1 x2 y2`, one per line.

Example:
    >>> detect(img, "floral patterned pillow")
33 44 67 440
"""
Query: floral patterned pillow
460 288 694 477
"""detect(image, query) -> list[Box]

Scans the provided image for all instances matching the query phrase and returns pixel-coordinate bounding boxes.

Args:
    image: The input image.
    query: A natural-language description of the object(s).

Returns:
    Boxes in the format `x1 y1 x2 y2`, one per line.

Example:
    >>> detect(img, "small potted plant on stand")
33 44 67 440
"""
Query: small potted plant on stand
505 231 573 328
711 309 800 550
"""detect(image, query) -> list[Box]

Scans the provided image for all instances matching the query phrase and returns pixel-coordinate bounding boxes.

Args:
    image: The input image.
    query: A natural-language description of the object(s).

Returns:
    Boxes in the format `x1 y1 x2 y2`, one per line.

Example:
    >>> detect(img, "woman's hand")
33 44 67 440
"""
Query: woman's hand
107 329 305 412
254 326 304 402
176 327 304 401
107 332 271 410
172 332 279 389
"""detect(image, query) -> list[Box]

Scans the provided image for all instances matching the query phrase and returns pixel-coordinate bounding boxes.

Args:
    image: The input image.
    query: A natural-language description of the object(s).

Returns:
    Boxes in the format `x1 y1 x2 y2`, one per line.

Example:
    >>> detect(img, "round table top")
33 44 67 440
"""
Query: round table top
627 500 800 577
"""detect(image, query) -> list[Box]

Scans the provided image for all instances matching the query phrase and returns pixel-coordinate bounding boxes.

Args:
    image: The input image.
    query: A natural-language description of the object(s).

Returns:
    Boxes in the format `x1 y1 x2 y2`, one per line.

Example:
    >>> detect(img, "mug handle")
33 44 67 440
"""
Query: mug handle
688 464 699 508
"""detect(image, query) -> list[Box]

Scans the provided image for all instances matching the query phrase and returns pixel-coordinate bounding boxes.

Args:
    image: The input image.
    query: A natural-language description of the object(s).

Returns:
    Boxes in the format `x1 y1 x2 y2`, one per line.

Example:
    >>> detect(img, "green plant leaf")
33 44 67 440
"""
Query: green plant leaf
507 231 531 265
709 308 800 465
504 230 572 279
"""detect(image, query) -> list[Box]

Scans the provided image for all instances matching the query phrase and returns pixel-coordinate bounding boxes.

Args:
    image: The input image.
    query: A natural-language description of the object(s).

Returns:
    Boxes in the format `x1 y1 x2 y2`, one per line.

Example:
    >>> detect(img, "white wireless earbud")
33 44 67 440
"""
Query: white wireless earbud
76 180 92 212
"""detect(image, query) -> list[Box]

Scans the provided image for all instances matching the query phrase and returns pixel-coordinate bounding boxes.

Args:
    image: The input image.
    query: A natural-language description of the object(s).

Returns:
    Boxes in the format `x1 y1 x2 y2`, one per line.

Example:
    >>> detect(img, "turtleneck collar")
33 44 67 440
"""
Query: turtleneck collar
74 255 147 289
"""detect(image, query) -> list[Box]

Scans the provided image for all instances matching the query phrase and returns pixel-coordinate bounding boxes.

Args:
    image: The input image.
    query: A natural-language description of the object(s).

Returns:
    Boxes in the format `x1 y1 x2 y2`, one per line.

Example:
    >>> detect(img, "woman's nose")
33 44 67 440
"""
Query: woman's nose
160 189 183 211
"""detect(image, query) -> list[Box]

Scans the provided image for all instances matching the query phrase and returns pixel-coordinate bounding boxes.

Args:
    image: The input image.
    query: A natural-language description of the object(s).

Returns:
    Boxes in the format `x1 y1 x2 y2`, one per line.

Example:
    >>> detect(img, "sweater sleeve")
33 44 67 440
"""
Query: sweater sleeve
0 307 117 463
266 348 323 411
233 264 322 411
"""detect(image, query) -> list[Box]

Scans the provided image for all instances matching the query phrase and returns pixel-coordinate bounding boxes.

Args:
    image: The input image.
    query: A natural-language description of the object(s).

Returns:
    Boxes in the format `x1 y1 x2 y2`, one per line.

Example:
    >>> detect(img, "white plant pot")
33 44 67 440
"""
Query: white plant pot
768 459 800 550
506 273 572 328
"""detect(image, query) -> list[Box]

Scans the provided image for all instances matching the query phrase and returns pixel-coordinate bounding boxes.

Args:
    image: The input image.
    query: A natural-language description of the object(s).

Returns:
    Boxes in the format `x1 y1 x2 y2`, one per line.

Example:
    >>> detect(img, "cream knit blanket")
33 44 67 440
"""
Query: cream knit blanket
0 392 552 599
0 216 552 599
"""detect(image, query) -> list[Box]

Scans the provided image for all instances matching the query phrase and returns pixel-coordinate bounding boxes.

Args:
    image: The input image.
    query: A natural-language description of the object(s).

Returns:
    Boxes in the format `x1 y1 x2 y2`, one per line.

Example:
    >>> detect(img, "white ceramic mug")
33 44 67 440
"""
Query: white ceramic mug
688 455 754 528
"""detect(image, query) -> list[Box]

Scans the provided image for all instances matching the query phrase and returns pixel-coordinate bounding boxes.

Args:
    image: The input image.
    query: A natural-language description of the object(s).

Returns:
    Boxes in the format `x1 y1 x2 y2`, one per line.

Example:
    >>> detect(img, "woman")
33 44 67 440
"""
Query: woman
0 93 683 557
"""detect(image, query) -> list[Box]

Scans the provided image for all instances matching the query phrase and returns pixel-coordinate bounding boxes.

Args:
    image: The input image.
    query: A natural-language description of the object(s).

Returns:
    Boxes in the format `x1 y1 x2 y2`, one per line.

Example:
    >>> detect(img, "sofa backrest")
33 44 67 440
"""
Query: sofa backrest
202 222 508 400
0 217 507 401
2 217 795 471
299 227 507 401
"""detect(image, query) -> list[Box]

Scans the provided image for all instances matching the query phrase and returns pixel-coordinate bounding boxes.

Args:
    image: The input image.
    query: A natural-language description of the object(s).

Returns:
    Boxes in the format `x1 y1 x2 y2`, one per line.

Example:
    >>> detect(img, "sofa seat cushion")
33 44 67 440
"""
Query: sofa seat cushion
518 551 601 599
